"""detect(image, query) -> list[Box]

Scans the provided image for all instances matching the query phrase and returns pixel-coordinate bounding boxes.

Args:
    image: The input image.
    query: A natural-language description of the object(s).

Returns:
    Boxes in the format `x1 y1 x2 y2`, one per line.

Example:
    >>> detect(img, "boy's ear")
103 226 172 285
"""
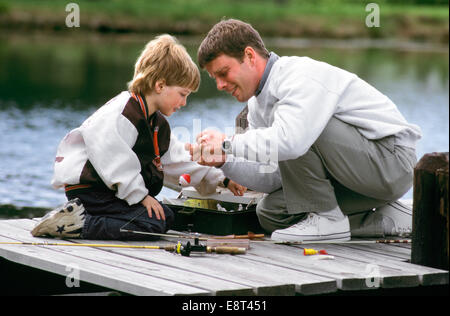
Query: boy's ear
155 79 166 93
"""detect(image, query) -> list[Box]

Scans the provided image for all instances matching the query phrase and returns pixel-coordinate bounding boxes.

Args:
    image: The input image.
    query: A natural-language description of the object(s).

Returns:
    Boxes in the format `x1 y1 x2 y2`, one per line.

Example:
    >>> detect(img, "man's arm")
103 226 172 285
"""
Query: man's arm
220 156 281 193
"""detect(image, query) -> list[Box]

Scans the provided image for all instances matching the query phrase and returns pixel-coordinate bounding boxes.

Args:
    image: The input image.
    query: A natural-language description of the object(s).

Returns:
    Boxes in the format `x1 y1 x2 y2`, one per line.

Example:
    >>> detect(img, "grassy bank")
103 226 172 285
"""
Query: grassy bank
0 0 448 42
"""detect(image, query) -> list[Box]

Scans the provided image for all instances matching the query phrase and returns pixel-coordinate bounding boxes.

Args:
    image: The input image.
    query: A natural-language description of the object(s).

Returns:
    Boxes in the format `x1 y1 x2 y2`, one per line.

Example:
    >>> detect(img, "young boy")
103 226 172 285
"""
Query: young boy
32 34 245 240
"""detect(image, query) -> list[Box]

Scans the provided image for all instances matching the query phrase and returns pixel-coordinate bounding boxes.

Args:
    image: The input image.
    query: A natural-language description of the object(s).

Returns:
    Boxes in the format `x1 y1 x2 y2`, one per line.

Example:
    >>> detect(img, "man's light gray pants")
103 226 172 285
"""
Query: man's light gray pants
256 117 417 232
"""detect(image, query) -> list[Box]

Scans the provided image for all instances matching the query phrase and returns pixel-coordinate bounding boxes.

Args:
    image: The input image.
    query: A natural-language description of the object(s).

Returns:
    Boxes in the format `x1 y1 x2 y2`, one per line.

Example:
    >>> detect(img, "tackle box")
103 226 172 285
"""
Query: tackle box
163 187 265 236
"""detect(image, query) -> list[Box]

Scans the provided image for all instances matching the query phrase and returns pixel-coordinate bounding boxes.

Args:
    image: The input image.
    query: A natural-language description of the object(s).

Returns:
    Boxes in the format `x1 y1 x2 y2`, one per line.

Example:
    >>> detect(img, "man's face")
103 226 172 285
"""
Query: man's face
205 53 260 102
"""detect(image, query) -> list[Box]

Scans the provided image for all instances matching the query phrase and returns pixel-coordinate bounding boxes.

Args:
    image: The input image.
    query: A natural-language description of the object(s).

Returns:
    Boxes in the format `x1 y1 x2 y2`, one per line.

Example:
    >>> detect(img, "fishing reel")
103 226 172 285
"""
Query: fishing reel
174 239 206 256
164 238 246 257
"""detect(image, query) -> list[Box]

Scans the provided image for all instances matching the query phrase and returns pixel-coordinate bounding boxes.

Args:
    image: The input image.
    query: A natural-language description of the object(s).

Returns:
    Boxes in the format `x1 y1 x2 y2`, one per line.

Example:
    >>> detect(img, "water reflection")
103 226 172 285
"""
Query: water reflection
0 34 448 208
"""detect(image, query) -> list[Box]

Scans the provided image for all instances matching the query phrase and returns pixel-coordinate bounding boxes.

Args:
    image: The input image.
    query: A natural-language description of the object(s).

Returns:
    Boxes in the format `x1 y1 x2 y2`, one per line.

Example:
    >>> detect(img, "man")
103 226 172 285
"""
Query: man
191 19 421 242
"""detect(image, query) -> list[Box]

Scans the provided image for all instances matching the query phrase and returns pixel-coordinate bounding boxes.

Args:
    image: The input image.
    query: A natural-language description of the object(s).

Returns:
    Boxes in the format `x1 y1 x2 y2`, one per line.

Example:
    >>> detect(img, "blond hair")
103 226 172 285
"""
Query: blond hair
128 34 200 95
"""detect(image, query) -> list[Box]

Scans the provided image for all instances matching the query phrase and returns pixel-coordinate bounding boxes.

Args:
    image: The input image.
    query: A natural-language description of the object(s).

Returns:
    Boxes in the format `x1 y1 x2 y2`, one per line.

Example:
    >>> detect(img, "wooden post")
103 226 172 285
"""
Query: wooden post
411 152 449 270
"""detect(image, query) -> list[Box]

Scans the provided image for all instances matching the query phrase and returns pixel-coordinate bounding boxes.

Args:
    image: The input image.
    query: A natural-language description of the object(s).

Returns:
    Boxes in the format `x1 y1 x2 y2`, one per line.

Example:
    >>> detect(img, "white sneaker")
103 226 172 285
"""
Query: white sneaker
378 201 412 237
271 212 351 242
350 200 412 238
31 199 86 238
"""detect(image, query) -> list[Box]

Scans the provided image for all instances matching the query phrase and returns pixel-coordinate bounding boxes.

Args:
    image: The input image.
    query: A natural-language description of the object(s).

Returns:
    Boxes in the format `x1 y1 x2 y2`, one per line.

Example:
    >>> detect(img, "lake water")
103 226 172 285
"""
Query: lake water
0 33 448 210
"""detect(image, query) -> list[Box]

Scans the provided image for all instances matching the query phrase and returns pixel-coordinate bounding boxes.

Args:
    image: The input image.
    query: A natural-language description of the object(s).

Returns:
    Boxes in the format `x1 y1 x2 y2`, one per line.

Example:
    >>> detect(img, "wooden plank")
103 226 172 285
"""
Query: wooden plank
2 219 295 295
0 220 244 295
8 218 336 296
126 245 337 296
327 242 411 261
74 238 334 296
291 243 448 287
1 219 267 295
7 217 445 296
246 241 421 291
0 237 206 296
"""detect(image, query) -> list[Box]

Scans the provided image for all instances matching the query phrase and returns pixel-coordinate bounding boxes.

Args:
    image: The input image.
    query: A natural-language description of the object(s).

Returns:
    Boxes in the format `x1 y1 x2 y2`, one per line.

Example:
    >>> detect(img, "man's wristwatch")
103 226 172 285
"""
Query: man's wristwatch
221 138 232 154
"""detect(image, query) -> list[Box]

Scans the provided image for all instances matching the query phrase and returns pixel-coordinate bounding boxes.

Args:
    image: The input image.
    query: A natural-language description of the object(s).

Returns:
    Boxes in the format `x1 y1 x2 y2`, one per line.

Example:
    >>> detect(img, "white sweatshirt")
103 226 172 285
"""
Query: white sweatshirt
231 55 422 163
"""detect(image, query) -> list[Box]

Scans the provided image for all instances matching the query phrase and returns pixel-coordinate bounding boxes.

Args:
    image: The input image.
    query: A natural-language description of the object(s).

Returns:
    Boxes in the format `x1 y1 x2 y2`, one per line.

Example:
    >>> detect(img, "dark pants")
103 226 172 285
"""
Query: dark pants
66 189 175 240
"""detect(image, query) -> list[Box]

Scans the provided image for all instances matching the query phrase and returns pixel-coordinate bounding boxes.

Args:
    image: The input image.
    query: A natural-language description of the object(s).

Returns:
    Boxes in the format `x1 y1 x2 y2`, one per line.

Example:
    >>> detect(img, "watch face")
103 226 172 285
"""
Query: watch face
222 140 231 152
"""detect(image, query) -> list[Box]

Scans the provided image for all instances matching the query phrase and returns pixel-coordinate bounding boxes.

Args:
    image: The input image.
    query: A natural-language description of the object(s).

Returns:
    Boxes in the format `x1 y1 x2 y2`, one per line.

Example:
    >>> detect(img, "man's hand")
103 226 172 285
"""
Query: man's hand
196 130 226 146
141 195 165 221
186 130 228 167
188 143 226 167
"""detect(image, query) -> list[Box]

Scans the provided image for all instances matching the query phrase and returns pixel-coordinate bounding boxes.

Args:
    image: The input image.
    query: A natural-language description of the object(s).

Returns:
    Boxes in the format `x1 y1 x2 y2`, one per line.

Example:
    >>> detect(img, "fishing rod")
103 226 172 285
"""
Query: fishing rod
271 239 411 245
119 228 264 241
119 228 411 245
0 240 246 257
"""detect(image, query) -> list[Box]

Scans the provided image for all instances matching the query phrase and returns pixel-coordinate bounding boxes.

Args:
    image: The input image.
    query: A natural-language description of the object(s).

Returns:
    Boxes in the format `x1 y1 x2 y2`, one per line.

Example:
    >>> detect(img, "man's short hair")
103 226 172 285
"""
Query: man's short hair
128 34 200 95
197 19 269 69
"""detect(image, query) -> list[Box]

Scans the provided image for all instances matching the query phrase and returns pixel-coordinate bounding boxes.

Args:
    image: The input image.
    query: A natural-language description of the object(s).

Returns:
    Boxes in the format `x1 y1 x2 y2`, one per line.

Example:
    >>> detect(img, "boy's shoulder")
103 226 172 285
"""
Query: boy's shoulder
118 92 170 133
102 91 132 108
81 91 131 127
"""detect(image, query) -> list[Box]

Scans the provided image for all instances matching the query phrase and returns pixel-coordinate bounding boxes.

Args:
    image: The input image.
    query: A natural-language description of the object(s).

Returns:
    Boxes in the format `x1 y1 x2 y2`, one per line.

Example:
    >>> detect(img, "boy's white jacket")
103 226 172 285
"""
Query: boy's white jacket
51 91 224 205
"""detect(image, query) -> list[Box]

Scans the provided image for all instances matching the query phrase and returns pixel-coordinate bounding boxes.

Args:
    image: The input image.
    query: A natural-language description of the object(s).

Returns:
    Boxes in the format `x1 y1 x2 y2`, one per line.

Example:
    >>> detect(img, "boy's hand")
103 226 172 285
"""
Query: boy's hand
141 195 165 221
227 180 247 196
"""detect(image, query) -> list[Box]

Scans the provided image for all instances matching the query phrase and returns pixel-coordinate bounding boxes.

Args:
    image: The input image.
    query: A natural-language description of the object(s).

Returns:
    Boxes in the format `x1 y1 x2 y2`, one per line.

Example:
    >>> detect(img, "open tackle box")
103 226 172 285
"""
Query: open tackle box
163 187 265 236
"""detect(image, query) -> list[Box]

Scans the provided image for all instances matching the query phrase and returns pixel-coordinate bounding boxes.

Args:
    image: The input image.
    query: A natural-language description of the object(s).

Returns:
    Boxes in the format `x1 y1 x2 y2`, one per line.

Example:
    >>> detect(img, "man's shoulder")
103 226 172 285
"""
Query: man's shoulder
268 56 316 81
274 55 323 71
272 55 353 86
276 55 312 65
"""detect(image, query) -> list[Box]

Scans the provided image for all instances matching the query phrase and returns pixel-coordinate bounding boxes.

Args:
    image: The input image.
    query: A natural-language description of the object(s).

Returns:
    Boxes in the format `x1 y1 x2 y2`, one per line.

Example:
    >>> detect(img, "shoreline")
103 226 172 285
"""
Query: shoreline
0 4 448 44
1 29 448 55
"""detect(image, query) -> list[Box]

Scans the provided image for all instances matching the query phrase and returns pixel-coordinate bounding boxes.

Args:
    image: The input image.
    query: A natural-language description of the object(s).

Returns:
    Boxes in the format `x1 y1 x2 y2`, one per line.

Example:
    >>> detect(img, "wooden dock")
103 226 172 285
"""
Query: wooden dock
0 217 448 296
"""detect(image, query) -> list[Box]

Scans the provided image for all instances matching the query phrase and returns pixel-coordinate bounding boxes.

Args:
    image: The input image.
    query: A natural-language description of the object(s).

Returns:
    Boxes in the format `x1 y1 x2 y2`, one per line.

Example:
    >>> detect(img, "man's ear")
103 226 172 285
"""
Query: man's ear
244 46 257 65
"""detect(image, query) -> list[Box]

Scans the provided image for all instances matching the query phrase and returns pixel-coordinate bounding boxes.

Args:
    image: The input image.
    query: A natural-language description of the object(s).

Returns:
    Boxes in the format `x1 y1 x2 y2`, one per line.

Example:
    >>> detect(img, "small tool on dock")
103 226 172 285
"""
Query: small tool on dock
303 248 328 256
214 232 264 240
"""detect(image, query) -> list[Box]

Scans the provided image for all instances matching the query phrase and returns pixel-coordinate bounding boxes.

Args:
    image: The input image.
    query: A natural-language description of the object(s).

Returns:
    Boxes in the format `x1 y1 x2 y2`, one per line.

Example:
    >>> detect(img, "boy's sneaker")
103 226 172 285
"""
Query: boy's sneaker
31 198 86 238
350 200 412 238
271 212 351 243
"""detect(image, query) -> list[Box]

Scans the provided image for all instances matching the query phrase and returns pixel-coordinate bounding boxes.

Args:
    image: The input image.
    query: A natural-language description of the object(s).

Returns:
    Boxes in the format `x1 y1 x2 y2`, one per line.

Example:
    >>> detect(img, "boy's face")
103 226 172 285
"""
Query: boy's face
156 85 192 116
205 52 260 102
